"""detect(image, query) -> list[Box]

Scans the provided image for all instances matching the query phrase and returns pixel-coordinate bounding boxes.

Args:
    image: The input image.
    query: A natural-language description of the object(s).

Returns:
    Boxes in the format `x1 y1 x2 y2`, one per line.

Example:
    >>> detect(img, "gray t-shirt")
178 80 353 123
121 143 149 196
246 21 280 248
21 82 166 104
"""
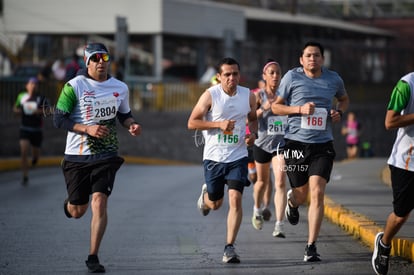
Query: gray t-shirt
277 66 347 143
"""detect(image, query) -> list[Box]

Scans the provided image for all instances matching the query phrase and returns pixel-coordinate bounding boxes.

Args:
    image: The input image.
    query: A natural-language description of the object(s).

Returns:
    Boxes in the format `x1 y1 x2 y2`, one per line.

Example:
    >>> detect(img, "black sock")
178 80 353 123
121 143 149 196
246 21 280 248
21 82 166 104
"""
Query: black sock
87 254 99 262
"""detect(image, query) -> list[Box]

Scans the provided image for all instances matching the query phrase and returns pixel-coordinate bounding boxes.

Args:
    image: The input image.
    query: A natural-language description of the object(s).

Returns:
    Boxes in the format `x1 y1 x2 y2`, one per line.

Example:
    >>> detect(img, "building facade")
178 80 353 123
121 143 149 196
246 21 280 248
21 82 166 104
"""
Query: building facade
0 0 402 87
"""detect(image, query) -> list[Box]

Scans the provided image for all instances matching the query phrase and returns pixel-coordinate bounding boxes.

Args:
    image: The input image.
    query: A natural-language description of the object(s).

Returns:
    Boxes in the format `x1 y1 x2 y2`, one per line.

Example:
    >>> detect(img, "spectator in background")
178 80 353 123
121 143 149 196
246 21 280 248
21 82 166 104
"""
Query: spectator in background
111 57 125 81
13 77 49 186
210 75 220 86
52 58 66 81
52 58 67 98
341 111 360 159
39 60 53 81
245 122 257 186
65 53 81 81
251 79 265 94
245 80 262 186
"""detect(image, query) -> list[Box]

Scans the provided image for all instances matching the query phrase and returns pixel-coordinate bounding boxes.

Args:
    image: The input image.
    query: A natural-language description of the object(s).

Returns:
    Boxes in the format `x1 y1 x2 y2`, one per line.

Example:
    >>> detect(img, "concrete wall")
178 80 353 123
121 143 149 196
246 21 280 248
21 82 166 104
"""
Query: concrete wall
2 111 203 164
1 107 396 164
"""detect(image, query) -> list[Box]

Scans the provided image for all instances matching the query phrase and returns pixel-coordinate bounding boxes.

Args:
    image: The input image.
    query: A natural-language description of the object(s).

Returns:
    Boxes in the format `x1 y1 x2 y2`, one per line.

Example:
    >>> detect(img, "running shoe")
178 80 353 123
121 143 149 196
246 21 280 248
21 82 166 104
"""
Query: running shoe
245 178 252 187
251 213 264 230
285 189 299 225
85 254 105 273
197 184 210 216
304 242 321 262
31 157 38 167
262 208 272 221
63 199 72 218
222 244 240 263
21 176 28 186
272 222 286 238
372 232 391 275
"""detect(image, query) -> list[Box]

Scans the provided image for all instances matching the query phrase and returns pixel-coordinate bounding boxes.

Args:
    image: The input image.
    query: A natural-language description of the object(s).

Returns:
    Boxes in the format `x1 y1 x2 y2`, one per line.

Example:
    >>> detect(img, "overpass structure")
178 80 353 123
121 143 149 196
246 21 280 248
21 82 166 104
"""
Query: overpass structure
216 0 414 18
0 0 395 83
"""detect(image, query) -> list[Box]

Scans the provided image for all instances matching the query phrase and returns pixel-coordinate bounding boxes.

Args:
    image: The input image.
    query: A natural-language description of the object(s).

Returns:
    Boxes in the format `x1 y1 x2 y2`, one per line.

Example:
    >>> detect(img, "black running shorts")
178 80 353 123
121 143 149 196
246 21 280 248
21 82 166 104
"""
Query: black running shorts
253 144 282 164
20 129 43 147
284 139 336 188
389 165 414 217
61 156 124 205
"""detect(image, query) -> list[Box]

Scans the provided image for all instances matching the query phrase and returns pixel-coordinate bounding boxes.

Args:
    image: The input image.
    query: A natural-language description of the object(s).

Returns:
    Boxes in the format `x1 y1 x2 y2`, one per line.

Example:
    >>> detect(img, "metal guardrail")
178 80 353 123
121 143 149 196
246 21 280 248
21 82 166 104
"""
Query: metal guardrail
0 80 209 122
127 81 208 112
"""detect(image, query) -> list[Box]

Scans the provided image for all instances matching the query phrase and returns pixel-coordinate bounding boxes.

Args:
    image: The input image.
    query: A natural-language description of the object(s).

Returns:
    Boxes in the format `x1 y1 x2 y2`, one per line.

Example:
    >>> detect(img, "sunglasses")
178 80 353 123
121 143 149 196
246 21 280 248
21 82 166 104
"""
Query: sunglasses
89 53 110 63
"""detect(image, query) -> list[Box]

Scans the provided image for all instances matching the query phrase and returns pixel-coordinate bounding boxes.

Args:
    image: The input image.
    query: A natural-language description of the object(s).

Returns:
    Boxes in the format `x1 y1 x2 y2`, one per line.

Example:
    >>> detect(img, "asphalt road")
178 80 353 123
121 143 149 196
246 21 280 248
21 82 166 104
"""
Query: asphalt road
0 164 413 274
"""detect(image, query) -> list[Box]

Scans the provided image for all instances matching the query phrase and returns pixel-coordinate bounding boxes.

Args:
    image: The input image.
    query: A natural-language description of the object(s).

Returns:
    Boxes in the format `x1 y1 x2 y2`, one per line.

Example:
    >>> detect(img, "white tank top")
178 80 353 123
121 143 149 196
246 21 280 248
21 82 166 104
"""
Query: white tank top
202 84 251 162
387 72 414 171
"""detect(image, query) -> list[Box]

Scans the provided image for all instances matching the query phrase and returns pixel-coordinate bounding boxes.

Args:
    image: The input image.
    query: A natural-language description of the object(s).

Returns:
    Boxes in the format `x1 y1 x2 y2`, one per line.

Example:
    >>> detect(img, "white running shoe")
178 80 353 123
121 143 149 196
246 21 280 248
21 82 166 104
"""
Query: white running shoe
197 184 210 216
252 213 264 230
222 244 240 263
272 222 286 238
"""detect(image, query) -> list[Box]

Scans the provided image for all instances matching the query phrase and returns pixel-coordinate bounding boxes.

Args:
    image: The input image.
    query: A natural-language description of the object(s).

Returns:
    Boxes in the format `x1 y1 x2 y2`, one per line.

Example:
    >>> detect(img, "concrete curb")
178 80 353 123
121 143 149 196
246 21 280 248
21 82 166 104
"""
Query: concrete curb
324 166 414 262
